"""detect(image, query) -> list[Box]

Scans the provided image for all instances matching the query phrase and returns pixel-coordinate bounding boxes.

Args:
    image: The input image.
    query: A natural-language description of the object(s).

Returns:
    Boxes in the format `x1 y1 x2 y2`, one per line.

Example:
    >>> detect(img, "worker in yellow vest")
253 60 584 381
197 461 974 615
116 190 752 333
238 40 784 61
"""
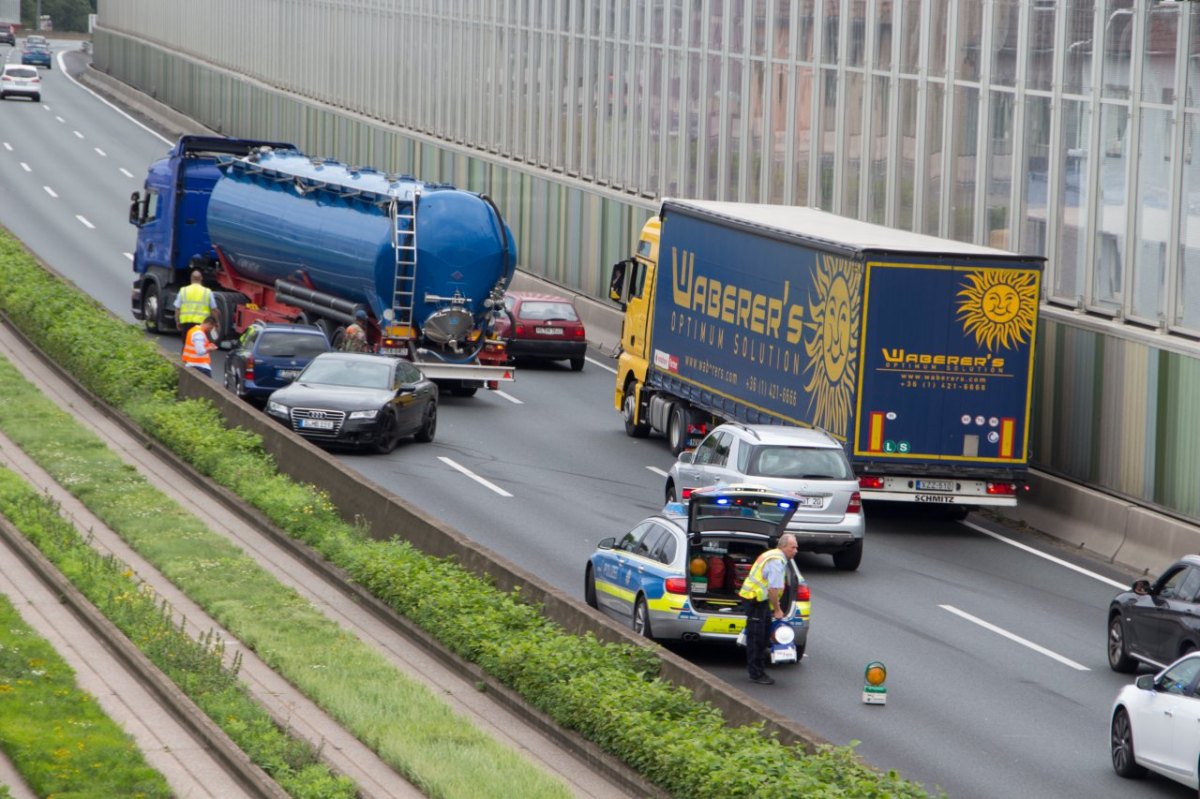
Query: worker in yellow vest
181 316 218 377
173 269 219 332
738 533 799 685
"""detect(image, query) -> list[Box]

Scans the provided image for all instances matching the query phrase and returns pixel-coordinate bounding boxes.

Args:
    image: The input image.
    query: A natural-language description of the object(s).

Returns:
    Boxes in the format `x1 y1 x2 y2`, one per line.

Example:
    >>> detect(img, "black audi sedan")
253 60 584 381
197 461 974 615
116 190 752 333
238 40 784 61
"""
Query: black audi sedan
1108 554 1200 673
265 352 437 453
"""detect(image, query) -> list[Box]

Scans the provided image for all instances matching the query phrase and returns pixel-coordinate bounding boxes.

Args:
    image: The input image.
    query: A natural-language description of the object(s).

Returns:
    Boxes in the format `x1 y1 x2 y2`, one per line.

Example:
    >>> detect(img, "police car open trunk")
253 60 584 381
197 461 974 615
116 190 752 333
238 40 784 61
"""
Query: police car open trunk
684 491 798 616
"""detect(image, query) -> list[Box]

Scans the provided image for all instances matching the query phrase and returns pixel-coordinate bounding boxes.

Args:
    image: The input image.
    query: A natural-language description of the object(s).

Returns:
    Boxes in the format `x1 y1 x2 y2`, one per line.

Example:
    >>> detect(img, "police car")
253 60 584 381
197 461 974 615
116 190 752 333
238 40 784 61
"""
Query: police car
584 486 810 657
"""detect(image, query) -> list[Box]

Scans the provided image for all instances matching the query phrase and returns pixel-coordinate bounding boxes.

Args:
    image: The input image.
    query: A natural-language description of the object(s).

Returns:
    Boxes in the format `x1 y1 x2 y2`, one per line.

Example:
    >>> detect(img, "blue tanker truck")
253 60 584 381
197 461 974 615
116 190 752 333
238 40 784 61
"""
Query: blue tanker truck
609 200 1044 513
129 136 516 393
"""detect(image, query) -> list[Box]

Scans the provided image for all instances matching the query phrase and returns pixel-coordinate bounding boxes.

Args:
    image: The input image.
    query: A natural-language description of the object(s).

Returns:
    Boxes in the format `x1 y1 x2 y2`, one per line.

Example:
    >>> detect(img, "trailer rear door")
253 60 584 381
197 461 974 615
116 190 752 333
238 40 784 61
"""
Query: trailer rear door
851 260 1040 471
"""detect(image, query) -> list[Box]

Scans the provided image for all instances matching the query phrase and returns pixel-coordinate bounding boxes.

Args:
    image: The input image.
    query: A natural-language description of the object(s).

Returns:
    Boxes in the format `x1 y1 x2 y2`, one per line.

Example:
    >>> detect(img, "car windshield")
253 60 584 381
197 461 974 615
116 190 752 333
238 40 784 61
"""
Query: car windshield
299 359 391 389
747 445 853 479
258 333 329 358
518 301 578 321
6 67 36 78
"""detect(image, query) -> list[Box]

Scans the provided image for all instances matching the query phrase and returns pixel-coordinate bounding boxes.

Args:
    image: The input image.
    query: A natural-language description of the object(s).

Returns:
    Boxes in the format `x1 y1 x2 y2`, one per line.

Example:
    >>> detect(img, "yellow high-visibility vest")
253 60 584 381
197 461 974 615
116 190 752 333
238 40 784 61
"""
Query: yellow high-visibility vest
737 549 786 603
177 284 213 325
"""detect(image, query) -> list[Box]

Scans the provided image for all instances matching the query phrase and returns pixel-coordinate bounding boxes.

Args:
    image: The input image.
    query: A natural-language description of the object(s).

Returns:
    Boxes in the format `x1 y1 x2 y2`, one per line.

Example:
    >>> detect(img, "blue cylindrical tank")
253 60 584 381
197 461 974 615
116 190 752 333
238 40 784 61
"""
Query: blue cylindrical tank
205 147 515 340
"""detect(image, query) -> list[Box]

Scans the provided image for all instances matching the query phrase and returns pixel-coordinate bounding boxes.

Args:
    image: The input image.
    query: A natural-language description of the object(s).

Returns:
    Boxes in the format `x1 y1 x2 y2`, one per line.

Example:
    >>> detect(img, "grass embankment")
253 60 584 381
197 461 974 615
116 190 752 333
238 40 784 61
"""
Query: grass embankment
0 230 938 798
0 354 571 799
0 589 173 798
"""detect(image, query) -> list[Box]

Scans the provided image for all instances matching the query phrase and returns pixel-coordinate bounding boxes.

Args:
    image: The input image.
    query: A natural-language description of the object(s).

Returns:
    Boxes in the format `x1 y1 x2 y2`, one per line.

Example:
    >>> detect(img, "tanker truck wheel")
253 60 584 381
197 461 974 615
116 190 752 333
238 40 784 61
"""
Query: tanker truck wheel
622 380 650 438
315 318 336 345
142 283 164 333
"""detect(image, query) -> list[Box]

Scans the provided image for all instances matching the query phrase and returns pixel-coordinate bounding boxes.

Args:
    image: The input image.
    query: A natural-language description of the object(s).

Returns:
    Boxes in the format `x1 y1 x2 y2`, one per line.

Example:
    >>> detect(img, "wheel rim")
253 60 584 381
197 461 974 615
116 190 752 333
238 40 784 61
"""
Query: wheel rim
1111 710 1134 771
1109 619 1125 665
624 393 637 424
423 405 437 437
633 600 647 635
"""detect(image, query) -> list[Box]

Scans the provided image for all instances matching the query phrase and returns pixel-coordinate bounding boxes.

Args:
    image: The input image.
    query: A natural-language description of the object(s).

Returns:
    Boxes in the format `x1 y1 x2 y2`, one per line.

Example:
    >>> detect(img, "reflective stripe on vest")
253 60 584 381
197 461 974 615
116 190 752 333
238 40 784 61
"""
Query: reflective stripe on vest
181 325 211 368
737 549 786 603
177 284 212 325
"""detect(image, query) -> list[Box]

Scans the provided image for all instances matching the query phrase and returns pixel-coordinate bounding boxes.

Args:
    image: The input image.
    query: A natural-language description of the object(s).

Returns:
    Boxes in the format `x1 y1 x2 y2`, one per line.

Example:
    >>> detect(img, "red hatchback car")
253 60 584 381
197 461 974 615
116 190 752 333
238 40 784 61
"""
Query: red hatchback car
494 291 588 371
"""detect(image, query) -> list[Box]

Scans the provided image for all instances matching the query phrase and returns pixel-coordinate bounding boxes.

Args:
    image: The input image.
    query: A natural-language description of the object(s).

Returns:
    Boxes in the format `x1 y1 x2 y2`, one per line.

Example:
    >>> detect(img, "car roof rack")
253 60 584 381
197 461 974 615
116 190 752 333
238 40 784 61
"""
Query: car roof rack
725 421 762 441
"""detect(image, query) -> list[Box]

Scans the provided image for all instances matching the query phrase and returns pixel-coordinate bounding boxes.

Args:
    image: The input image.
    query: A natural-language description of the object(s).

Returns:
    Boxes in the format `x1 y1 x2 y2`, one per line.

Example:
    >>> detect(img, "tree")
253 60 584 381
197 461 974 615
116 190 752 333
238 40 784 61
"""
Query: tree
24 0 96 33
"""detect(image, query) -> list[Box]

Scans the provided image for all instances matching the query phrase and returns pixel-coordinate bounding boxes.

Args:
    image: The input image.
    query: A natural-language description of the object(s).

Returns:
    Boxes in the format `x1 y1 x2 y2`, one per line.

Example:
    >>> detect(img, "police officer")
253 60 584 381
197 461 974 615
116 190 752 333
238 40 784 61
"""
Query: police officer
738 533 799 685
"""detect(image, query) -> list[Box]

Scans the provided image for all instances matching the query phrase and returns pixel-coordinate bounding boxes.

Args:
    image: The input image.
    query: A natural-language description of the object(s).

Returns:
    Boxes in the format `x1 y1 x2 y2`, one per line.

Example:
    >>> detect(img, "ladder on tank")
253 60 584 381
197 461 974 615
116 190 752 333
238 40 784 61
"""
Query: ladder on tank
390 191 420 329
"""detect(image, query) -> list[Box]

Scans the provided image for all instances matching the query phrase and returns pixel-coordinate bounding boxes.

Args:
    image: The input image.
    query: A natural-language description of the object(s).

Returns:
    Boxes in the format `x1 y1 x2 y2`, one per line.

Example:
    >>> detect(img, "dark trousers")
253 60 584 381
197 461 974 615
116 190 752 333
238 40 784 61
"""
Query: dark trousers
743 599 771 679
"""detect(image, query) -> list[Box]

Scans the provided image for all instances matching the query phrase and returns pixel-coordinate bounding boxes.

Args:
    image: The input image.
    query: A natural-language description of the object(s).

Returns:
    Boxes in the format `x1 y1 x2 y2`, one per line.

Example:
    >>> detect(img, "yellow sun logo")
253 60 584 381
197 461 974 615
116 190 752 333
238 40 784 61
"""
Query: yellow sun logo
956 269 1039 351
803 255 861 439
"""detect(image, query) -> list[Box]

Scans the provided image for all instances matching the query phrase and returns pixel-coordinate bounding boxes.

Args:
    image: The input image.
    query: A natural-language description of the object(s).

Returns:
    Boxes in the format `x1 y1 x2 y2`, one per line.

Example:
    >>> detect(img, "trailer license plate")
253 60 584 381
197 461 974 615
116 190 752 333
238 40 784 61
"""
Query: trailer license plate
300 419 334 430
535 326 563 335
278 369 301 380
916 480 954 492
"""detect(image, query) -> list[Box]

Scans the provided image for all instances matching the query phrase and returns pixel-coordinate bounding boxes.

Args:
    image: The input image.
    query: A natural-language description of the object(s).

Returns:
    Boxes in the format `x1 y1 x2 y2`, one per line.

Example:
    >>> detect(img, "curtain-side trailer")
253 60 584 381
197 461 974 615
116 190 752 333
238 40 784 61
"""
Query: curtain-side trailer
609 201 1044 513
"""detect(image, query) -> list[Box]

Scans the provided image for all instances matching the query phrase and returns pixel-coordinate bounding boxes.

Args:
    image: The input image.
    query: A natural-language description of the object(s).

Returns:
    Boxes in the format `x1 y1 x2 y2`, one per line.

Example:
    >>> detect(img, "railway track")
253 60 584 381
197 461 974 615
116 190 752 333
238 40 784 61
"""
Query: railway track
0 319 639 799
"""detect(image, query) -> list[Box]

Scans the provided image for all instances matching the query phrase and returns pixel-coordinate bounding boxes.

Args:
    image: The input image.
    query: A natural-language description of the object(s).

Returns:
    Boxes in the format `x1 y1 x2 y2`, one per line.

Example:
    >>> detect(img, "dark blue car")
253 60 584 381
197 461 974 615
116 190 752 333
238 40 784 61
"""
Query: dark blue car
20 45 51 69
223 322 331 404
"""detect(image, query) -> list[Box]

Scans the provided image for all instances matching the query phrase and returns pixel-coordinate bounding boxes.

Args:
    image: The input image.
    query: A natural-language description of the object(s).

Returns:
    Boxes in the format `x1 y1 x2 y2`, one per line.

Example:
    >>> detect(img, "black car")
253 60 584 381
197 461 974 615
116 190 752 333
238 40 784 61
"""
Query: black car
1108 555 1200 673
265 352 437 453
224 322 331 404
0 24 15 46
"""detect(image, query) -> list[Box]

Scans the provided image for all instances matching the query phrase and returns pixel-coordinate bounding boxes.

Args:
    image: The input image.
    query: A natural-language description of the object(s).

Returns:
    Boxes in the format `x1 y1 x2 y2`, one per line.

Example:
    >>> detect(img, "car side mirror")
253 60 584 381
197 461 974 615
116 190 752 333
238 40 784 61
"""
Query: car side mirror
1135 674 1156 691
676 449 695 464
1132 579 1151 595
597 537 615 550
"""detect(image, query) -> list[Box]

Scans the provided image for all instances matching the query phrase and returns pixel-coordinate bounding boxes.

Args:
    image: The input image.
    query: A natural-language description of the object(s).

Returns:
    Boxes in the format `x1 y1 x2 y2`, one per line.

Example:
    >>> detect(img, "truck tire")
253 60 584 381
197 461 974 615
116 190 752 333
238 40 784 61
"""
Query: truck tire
622 380 650 438
667 404 689 455
832 540 863 571
142 282 165 333
213 291 246 343
315 318 336 344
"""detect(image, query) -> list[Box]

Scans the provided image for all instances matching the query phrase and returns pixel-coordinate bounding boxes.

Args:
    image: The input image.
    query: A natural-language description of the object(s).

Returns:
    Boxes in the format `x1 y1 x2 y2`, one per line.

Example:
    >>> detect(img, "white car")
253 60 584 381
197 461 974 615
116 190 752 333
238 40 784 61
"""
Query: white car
0 64 40 102
1110 651 1200 791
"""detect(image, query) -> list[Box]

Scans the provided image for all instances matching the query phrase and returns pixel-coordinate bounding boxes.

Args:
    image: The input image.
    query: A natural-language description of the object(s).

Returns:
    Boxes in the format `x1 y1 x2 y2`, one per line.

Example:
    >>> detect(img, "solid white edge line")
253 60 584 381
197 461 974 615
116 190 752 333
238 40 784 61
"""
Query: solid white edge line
492 389 523 405
646 466 668 478
940 604 1090 671
585 355 616 374
57 49 173 146
438 456 512 497
960 520 1128 590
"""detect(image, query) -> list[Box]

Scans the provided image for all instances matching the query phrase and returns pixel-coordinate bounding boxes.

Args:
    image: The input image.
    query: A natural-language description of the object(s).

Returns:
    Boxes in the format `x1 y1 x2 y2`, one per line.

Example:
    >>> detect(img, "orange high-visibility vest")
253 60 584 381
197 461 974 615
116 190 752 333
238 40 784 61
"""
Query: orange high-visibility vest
181 325 212 369
737 549 786 603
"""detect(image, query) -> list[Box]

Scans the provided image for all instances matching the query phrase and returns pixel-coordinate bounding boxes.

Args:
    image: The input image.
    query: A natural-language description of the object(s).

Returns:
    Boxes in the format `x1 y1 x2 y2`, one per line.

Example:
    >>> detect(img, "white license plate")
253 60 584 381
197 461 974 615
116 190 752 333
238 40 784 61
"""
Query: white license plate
916 480 954 492
795 496 824 508
378 347 404 355
299 418 334 430
535 326 563 335
277 369 301 380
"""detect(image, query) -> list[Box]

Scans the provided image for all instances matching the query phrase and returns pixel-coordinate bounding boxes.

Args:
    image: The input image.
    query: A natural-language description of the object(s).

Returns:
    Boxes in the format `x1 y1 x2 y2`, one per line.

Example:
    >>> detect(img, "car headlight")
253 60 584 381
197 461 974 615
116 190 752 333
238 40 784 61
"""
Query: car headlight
267 400 289 416
348 409 379 420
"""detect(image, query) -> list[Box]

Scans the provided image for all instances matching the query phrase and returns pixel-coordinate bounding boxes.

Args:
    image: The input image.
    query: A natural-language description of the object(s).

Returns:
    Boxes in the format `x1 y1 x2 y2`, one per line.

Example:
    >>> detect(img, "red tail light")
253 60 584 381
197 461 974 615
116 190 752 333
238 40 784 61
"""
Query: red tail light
846 491 862 514
515 324 527 336
680 487 694 500
571 326 586 339
665 577 689 594
986 481 1017 496
796 583 811 601
244 354 255 381
858 475 884 490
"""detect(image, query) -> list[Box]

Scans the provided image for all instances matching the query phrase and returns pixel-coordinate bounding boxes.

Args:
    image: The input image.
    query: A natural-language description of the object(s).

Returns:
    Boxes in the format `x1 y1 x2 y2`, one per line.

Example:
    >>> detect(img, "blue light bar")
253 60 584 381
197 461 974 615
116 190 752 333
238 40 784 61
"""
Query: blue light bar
715 497 730 505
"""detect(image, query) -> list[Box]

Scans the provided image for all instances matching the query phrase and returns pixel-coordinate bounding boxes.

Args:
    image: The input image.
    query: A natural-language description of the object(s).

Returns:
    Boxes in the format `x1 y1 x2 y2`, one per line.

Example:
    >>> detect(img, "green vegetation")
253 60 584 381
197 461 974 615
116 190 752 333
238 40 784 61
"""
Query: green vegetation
0 357 570 799
0 230 938 798
0 588 172 798
0 468 355 799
